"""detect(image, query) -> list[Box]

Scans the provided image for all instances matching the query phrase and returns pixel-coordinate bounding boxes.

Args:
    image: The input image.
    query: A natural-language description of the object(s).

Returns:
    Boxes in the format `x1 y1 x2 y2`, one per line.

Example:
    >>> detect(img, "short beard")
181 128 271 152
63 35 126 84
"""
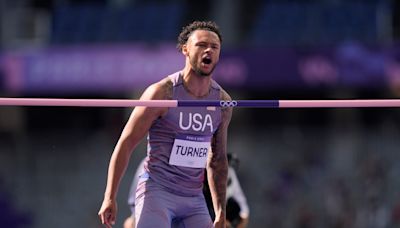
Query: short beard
193 67 214 77
190 56 216 77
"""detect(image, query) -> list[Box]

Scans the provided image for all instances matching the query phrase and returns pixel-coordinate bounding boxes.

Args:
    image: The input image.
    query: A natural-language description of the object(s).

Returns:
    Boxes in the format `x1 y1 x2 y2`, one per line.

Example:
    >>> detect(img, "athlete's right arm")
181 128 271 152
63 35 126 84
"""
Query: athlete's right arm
98 79 171 228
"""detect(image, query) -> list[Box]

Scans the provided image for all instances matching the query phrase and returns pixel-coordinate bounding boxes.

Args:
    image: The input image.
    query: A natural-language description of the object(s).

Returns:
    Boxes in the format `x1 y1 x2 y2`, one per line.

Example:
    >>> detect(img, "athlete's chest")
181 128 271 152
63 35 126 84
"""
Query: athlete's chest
166 107 221 134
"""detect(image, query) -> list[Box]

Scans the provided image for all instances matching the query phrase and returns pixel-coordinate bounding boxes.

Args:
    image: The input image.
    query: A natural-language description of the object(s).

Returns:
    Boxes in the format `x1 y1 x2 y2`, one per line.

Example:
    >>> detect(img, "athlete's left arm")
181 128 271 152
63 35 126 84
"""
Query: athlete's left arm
207 90 233 228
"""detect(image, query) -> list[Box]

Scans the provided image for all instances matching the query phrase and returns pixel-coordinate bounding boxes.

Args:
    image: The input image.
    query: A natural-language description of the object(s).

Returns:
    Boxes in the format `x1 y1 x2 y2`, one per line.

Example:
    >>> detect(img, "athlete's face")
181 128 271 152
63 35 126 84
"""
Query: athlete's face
182 30 221 77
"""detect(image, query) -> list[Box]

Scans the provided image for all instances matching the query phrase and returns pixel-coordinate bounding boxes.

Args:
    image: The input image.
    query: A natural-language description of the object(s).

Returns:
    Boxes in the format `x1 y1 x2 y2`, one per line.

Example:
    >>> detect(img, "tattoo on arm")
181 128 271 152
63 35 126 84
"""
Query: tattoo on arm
207 89 233 219
208 133 229 211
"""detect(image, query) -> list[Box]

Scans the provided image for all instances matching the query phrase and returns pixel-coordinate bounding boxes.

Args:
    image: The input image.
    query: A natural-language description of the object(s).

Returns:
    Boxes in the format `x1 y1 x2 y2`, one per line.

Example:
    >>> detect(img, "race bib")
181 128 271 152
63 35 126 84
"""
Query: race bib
169 134 211 168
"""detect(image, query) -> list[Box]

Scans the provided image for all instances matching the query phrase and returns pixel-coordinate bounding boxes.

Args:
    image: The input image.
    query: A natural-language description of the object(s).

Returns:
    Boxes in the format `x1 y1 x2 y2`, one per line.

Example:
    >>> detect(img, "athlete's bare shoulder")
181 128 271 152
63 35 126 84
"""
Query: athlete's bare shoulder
142 76 174 101
218 87 233 123
136 76 174 118
219 87 232 102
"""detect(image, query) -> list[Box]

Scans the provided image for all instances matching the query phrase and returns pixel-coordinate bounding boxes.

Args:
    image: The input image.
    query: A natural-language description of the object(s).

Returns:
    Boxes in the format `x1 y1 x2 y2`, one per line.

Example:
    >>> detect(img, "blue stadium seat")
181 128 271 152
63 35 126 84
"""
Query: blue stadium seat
319 3 377 43
51 6 81 44
250 2 313 46
51 3 184 44
248 2 379 46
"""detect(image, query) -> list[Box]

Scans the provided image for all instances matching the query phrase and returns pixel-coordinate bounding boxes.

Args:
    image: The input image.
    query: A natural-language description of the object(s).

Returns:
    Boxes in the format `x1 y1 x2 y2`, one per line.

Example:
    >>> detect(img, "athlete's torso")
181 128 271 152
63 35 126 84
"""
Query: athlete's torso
143 71 222 196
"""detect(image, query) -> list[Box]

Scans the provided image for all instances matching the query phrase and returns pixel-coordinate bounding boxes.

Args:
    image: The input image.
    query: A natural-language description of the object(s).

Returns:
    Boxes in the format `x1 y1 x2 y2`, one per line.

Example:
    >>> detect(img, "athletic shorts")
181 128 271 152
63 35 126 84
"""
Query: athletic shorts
135 177 213 228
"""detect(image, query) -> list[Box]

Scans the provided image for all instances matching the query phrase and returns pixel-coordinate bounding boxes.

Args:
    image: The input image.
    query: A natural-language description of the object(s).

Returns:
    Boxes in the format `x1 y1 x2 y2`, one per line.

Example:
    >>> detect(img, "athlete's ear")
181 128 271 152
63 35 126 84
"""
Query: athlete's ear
182 44 189 56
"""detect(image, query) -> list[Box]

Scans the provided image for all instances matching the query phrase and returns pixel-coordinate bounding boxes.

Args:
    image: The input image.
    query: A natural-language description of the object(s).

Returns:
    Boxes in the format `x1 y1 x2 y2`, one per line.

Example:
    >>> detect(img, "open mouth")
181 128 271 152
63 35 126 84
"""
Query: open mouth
202 57 212 65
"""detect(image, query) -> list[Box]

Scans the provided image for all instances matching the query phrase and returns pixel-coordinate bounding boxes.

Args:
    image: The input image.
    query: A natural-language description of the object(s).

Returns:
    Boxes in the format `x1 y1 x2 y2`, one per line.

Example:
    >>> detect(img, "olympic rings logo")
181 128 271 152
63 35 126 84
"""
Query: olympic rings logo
220 100 238 107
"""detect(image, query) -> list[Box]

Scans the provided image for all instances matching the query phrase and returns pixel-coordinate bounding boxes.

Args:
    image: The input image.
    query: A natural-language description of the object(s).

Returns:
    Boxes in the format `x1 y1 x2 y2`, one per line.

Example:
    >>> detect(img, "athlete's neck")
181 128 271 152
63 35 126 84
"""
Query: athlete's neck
181 69 211 98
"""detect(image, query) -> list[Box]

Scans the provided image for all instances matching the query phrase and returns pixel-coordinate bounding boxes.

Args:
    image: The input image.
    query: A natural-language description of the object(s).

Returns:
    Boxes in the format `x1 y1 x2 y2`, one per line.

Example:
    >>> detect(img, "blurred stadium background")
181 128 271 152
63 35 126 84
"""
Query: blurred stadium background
1 0 400 227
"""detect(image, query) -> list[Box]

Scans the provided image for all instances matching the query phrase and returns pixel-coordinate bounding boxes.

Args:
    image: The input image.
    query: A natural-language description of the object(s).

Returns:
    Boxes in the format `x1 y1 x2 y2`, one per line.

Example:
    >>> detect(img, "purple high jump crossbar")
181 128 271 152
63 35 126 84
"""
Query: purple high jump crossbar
0 98 399 108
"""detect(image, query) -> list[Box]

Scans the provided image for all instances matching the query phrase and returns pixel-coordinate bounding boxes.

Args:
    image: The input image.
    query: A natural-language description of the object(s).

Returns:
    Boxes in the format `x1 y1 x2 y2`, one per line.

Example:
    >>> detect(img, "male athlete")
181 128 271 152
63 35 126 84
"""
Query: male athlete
98 21 232 228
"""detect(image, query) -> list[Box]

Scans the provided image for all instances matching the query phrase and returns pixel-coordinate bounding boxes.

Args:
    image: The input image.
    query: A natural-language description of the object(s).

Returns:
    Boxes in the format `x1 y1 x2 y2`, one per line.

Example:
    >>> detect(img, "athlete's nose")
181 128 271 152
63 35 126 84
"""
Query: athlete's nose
204 45 213 54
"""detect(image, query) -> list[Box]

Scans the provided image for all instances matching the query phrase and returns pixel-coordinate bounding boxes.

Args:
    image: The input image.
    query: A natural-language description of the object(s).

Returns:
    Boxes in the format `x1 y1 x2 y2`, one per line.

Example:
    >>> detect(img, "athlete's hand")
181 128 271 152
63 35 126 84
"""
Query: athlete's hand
214 218 226 228
98 199 117 228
